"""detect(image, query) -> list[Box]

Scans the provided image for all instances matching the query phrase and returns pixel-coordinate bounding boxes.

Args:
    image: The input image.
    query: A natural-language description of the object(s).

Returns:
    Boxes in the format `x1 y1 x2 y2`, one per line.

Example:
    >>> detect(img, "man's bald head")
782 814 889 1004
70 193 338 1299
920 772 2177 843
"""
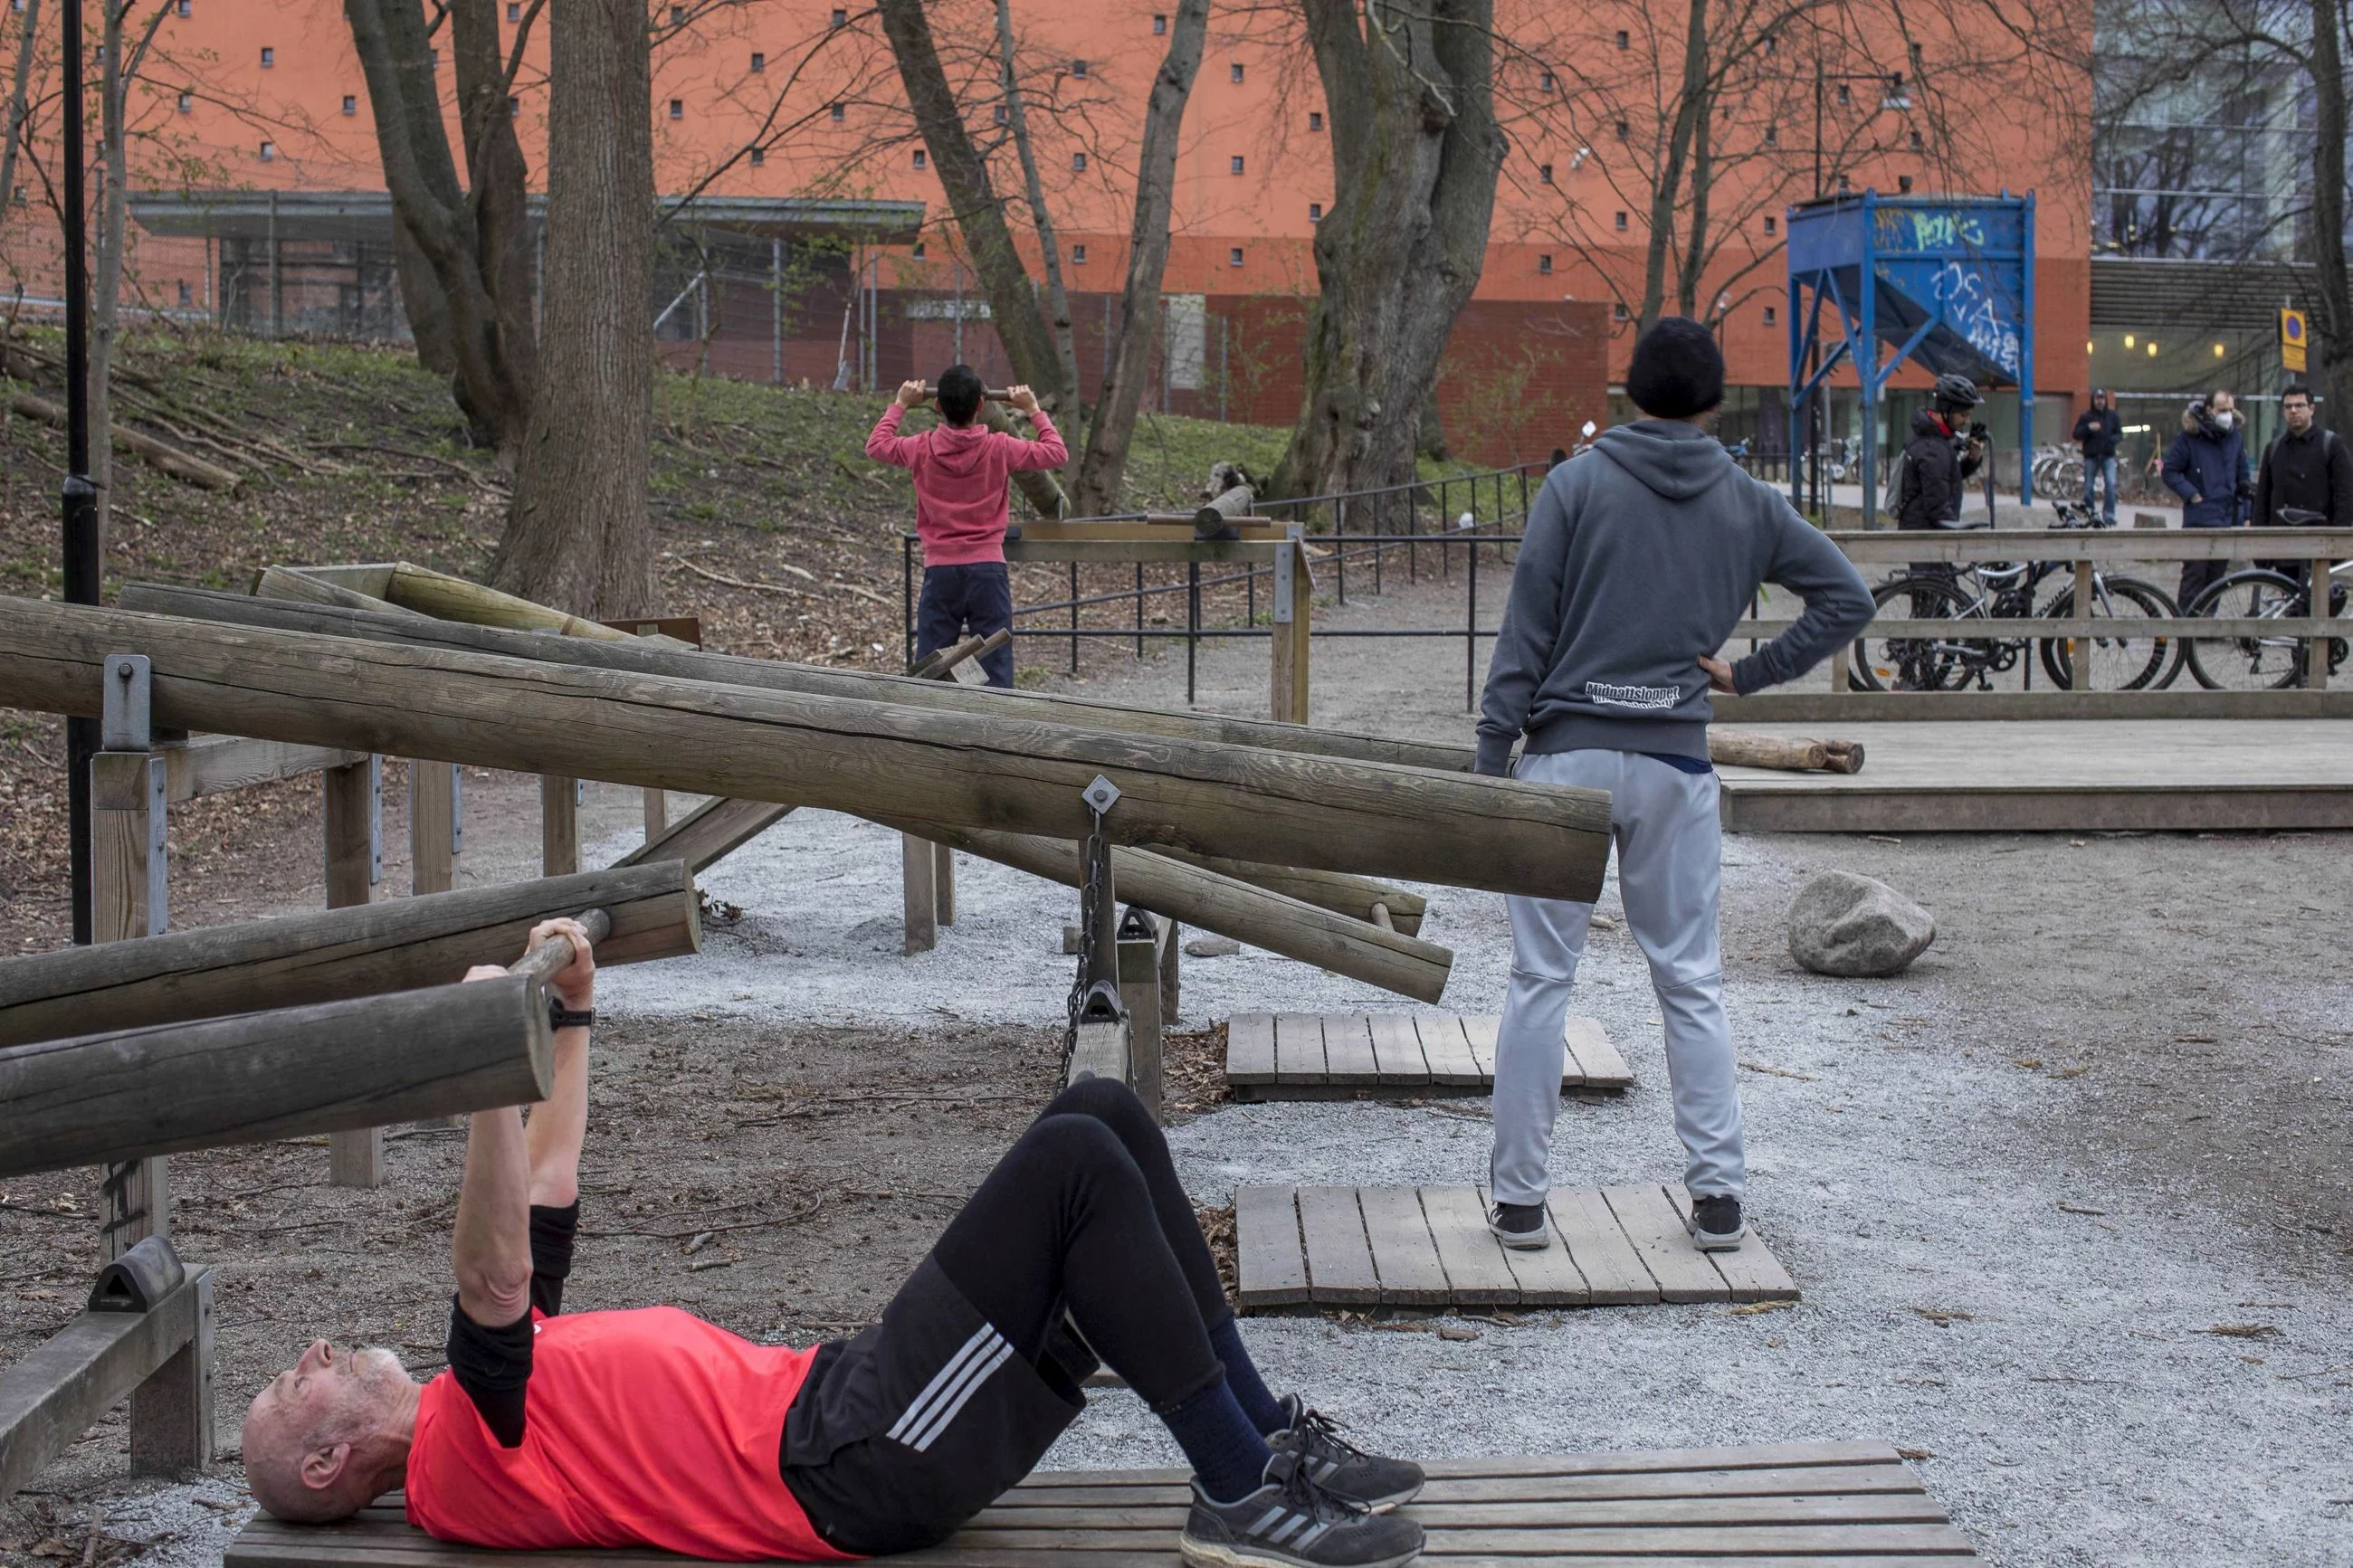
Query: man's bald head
243 1341 416 1521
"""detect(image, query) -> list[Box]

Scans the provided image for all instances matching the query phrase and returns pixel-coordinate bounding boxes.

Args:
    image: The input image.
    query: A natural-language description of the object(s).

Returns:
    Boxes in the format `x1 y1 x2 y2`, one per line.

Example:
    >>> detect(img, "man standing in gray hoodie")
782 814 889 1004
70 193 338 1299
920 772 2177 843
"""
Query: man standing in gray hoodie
1474 318 1873 1253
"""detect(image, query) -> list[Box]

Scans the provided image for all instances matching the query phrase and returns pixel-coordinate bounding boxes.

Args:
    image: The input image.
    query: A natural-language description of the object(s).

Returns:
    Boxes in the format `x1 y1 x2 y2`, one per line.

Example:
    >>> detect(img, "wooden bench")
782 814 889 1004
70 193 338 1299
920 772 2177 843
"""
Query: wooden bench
1225 1013 1632 1098
1237 1184 1797 1312
228 1440 1976 1564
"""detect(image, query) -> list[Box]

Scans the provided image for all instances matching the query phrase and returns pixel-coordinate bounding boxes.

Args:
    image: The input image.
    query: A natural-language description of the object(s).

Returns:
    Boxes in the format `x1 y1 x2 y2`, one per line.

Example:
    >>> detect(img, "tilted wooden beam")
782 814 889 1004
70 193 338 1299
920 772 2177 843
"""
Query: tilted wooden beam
0 861 697 1050
0 975 552 1180
1142 849 1428 936
878 819 1453 1003
154 733 369 804
0 1267 211 1500
120 584 1475 772
4 599 1610 900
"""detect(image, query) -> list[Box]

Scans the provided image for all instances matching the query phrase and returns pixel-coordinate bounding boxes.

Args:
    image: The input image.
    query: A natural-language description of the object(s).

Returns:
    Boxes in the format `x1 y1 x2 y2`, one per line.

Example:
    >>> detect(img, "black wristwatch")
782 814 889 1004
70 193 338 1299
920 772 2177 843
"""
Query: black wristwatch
548 1001 595 1031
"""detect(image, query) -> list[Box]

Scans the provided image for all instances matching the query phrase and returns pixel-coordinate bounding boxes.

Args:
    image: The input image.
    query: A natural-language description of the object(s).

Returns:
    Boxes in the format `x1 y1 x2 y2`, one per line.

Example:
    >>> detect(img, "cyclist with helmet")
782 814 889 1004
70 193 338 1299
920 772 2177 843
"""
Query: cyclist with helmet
1893 373 1987 530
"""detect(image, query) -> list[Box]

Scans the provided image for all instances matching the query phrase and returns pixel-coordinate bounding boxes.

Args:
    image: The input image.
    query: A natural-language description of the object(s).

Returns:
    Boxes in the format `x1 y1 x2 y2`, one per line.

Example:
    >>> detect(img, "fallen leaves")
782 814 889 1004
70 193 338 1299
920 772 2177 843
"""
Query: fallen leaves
1739 1060 1817 1081
1910 1306 1975 1326
1728 1298 1796 1316
2200 1323 2278 1339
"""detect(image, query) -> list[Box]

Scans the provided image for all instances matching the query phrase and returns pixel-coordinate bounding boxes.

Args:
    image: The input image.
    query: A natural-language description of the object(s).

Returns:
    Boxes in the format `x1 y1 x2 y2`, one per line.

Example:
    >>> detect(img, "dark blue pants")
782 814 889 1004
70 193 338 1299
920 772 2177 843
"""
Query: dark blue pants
916 563 1015 688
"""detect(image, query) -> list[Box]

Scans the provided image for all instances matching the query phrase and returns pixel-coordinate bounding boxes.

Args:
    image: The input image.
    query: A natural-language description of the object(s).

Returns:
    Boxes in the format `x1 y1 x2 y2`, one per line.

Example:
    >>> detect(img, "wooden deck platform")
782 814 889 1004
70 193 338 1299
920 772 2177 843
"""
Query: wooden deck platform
1237 1184 1797 1311
1716 719 2353 833
228 1441 1976 1564
1225 1013 1633 1098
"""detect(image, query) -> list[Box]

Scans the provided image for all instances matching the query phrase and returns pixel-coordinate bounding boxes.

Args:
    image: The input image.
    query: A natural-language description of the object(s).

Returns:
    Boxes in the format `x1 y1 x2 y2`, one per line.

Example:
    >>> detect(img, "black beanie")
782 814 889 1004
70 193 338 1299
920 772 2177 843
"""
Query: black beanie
1625 316 1725 419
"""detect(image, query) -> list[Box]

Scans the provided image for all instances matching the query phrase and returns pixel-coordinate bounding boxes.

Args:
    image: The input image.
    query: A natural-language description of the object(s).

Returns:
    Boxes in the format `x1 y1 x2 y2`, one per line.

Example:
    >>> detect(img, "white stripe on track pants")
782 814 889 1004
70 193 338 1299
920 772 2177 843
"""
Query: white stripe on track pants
1487 747 1745 1206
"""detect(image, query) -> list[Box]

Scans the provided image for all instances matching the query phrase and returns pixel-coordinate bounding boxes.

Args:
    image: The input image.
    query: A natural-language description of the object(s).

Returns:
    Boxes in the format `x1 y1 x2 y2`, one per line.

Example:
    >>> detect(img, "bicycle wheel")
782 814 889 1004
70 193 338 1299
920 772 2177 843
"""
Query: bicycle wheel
2182 569 2309 689
2036 575 2183 690
1850 575 2003 692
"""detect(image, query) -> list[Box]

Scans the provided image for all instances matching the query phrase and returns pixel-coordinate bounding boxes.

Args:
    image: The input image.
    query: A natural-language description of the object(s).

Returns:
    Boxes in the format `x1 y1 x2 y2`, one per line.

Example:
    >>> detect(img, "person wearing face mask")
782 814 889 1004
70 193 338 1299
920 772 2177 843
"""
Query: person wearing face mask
2161 389 2254 609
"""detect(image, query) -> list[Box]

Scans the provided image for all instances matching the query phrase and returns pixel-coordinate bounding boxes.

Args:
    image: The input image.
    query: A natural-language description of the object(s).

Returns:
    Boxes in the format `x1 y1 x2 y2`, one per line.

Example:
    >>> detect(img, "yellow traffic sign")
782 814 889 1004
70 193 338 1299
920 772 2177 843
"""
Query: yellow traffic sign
2281 307 2309 373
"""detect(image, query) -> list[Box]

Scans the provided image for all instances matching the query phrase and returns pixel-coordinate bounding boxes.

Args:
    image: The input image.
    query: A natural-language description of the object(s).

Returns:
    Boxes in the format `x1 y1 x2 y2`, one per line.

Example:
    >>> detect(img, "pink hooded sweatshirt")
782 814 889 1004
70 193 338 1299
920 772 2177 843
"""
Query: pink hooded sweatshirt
865 405 1068 566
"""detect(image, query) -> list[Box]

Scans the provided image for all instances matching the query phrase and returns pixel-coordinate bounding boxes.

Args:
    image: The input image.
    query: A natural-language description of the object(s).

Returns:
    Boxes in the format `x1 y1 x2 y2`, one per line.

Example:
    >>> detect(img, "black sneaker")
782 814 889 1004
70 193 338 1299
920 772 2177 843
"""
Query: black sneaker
1270 1395 1424 1511
1688 1193 1747 1251
1486 1199 1551 1250
1181 1449 1424 1568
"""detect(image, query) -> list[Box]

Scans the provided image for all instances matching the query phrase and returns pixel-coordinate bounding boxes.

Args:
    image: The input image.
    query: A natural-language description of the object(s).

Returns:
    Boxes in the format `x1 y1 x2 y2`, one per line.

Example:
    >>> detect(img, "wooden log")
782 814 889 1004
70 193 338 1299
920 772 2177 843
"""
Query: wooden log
118 585 1476 773
0 862 699 1050
1708 728 1867 775
91 747 168 1262
1143 848 1427 935
1270 535 1311 724
901 832 938 955
3 598 1610 900
881 820 1453 1003
0 1267 212 1500
156 734 368 804
541 775 580 877
7 387 241 489
411 759 461 895
1194 483 1257 539
614 795 791 874
0 976 553 1180
250 565 410 617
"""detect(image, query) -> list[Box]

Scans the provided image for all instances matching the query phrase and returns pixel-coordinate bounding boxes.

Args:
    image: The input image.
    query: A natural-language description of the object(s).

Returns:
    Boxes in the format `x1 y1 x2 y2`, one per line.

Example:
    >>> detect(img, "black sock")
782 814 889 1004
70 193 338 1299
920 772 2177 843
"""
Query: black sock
1160 1375 1272 1505
1208 1317 1290 1437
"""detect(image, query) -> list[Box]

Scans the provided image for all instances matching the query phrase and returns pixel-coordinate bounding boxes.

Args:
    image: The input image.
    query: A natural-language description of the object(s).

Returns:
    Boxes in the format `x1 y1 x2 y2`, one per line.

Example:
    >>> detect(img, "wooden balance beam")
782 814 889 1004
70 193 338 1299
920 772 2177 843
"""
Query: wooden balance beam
0 968 553 1180
1 597 1609 901
223 1441 1978 1564
0 861 698 1050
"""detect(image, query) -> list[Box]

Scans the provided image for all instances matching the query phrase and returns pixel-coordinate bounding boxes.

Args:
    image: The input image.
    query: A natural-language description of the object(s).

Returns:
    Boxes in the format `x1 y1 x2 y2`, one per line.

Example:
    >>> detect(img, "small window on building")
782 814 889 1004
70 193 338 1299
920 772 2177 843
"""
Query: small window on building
1308 111 1322 131
1615 119 1628 139
1072 58 1088 77
1230 62 1243 82
341 93 357 115
1898 174 1913 193
259 139 275 161
1538 253 1553 275
668 98 683 119
1909 128 1923 150
1309 202 1322 221
913 149 928 169
177 280 192 307
750 52 765 71
993 103 1007 124
175 0 190 14
1539 70 1555 90
507 2 519 19
1910 42 1923 66
1230 155 1244 174
669 5 684 24
177 90 194 112
1153 14 1167 33
259 45 273 67
1763 32 1776 54
1538 163 1553 185
831 7 846 25
1613 210 1627 230
1763 214 1777 235
912 242 927 259
1835 83 1851 104
428 48 438 68
506 95 519 117
1838 173 1852 191
830 102 845 121
1614 28 1628 47
1614 301 1630 321
750 146 767 166
1072 151 1087 170
1763 305 1777 326
1229 246 1244 267
1072 242 1088 264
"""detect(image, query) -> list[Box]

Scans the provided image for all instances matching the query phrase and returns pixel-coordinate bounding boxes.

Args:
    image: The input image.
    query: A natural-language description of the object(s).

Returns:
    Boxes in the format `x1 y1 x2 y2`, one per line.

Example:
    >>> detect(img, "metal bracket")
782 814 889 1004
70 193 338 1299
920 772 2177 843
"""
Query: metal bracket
366 755 385 886
1082 774 1121 815
145 755 169 933
450 766 466 856
100 654 151 751
1272 532 1296 623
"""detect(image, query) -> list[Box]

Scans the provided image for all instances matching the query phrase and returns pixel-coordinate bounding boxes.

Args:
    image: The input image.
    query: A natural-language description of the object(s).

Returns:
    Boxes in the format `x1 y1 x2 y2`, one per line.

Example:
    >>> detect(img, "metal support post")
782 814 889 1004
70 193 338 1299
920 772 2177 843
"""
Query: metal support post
92 655 169 1259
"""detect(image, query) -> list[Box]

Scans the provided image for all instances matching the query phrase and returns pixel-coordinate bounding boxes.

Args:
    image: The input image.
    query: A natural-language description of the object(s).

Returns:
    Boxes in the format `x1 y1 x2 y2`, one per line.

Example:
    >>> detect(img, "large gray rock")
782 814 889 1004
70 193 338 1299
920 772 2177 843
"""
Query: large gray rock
1786 871 1935 977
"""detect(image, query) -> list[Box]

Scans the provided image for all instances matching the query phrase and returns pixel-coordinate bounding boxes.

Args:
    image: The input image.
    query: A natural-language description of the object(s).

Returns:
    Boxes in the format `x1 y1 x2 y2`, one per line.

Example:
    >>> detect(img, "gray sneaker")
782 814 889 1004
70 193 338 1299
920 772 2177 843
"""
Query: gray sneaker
1688 1193 1747 1251
1486 1199 1551 1250
1269 1394 1424 1511
1180 1449 1424 1568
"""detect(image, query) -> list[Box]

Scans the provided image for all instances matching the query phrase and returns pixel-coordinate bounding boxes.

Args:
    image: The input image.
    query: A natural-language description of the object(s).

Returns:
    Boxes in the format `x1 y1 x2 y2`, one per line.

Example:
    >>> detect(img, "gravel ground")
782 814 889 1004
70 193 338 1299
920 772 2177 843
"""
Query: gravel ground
7 568 2348 1567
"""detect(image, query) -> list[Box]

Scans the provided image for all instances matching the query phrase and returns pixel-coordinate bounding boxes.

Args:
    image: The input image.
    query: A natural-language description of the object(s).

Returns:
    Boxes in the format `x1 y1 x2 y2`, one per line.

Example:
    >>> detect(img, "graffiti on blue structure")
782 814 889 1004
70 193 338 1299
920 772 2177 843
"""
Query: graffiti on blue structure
1874 206 1989 252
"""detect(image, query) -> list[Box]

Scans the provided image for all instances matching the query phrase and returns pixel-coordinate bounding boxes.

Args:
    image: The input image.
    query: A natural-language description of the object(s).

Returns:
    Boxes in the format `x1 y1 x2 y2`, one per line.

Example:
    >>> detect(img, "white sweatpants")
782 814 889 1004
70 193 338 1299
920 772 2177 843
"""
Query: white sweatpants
1487 748 1745 1204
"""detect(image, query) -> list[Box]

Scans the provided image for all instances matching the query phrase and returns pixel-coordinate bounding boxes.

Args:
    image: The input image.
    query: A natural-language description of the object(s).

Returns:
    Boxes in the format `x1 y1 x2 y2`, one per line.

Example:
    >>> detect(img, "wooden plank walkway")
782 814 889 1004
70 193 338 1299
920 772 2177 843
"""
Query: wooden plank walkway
1227 1013 1632 1098
1714 719 2353 833
229 1441 1974 1564
1236 1185 1798 1312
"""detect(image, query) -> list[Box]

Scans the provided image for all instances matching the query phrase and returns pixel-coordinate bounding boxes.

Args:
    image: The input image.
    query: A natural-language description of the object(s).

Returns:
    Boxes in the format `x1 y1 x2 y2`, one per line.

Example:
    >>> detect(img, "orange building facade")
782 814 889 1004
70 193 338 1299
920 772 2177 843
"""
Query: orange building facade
0 0 2091 464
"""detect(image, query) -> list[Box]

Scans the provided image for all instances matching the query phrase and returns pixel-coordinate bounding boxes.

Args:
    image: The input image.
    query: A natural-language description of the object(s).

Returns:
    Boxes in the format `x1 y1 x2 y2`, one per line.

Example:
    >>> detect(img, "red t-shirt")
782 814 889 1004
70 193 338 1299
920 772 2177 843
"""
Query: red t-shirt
405 1306 853 1562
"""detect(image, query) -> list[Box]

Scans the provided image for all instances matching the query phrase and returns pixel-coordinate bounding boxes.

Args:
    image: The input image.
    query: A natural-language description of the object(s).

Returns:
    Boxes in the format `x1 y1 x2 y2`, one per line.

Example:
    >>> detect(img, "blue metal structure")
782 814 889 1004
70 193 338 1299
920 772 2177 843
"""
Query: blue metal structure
1786 191 2035 521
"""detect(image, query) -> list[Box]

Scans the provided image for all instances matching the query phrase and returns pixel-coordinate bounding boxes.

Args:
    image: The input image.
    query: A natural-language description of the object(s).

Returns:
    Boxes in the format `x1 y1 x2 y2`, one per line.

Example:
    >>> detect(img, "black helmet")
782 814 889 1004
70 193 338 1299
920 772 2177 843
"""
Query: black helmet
1931 373 1983 408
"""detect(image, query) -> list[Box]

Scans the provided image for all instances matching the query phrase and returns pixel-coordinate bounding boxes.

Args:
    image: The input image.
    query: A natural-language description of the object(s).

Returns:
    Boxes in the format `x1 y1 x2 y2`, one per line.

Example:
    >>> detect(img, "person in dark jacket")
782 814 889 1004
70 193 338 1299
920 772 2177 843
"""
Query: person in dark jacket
1894 374 1986 530
2161 391 2253 609
2072 388 2122 523
2252 384 2353 603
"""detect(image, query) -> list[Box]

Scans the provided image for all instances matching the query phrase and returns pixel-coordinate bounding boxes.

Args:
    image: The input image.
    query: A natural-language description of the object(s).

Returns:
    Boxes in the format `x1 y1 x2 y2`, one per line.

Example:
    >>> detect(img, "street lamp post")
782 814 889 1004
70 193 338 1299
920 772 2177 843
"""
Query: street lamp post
60 0 99 946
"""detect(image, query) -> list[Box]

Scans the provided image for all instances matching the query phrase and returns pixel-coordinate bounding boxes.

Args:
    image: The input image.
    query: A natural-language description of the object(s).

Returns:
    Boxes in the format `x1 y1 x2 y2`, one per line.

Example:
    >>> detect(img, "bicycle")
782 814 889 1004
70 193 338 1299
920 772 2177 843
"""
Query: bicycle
1848 500 2184 691
2176 508 2349 689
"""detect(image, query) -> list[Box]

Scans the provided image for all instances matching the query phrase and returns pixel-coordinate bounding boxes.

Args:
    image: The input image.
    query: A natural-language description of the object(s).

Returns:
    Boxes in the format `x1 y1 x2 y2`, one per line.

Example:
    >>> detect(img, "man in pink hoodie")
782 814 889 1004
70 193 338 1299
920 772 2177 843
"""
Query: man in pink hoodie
867 364 1067 688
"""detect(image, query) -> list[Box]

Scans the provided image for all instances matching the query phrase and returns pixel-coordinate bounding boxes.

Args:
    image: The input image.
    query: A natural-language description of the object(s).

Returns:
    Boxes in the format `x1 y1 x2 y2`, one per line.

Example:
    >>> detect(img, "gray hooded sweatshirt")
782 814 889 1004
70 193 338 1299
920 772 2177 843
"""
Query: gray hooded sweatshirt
1475 420 1873 774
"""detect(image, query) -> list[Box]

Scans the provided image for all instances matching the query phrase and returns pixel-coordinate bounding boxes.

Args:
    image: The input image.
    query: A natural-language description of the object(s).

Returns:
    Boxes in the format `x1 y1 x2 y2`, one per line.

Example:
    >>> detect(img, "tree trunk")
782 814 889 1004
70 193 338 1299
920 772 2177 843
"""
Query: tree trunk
1638 0 1710 333
992 0 1079 412
0 0 40 218
1268 0 1505 502
345 0 534 452
874 0 1065 410
1070 0 1207 518
494 0 653 616
90 0 131 553
2307 0 2353 432
1675 98 1713 318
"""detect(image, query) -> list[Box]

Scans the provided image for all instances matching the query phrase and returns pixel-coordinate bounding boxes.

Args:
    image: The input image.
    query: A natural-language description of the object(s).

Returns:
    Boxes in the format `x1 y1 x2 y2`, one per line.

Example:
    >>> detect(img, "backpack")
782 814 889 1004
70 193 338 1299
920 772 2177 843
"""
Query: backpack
1880 446 1914 520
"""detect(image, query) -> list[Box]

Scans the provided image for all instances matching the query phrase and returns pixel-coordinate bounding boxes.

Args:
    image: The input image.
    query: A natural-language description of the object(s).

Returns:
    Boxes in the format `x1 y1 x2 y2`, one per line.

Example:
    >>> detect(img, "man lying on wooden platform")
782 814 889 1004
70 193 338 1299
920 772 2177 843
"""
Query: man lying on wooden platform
238 921 1424 1568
